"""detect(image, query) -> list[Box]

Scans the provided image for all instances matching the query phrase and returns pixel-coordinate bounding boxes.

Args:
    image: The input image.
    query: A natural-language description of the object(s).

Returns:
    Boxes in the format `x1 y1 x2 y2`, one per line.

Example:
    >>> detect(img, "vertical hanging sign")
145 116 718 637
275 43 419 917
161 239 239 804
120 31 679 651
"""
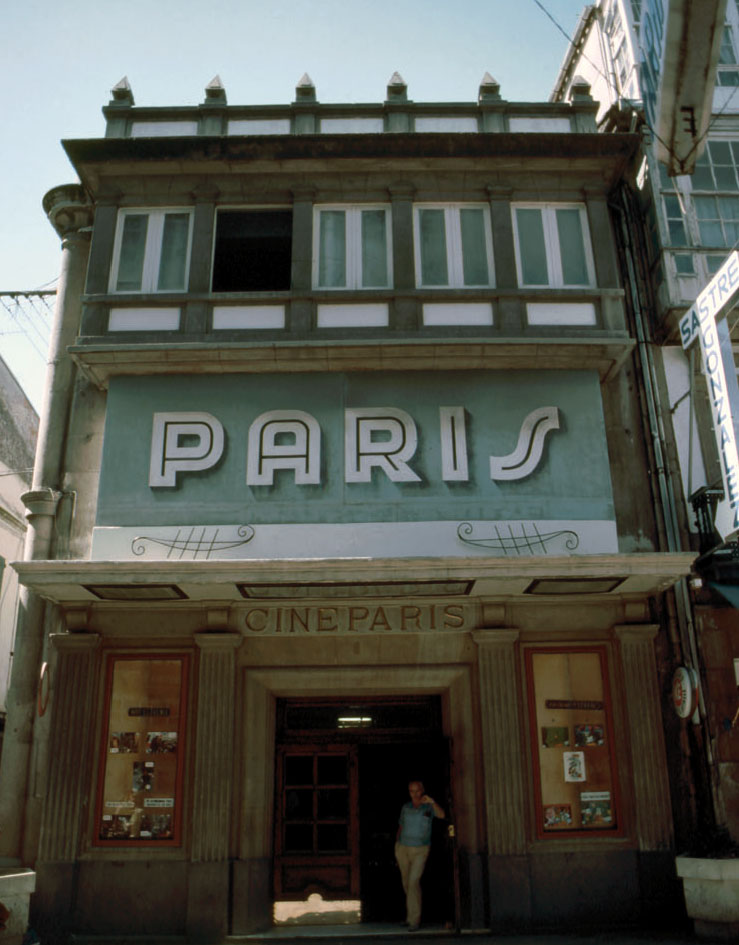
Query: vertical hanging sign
679 251 739 540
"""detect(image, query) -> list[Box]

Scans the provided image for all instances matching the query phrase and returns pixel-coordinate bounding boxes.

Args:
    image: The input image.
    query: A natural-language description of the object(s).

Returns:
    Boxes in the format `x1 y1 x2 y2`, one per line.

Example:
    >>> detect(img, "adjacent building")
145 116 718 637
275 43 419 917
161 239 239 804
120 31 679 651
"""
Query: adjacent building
0 357 37 753
0 74 697 940
551 0 739 859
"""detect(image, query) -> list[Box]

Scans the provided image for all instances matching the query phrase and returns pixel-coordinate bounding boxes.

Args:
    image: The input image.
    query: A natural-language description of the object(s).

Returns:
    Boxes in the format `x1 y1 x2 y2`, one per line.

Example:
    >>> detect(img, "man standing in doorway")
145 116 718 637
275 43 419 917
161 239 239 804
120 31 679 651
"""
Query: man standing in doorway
395 780 445 931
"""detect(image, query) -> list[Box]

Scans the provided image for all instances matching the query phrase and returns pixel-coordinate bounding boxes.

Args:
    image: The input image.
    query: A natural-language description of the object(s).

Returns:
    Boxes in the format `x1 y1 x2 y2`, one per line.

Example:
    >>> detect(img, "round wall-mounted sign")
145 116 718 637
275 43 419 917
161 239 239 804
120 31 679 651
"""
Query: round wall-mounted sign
672 666 695 719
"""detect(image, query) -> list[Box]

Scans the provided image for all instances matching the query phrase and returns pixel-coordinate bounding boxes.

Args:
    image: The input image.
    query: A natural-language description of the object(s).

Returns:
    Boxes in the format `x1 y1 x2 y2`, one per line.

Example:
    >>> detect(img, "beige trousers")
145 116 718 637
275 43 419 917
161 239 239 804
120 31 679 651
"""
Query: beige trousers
394 842 430 926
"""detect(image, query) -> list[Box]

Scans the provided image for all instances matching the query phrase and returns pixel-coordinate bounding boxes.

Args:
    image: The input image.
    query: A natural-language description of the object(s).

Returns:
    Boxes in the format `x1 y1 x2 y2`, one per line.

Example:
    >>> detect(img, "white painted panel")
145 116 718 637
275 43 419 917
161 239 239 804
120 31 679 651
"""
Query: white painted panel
320 117 384 133
212 305 285 329
130 121 198 137
108 308 181 331
661 346 707 531
509 117 571 133
317 304 388 328
91 518 618 561
415 117 478 132
526 303 596 326
227 118 291 135
422 303 493 326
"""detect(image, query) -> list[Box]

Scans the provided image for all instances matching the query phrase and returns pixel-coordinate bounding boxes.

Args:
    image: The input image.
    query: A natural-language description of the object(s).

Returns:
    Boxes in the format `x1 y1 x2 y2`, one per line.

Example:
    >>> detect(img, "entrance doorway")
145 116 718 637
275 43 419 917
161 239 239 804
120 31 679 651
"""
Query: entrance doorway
273 697 455 927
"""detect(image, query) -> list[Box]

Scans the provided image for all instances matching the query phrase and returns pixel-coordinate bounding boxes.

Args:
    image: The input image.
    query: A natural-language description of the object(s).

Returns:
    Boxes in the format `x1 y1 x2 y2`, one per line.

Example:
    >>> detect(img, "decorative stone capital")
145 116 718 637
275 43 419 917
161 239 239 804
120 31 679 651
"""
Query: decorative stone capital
480 603 506 627
21 489 62 521
195 632 241 651
49 632 101 653
472 628 520 647
614 624 659 643
63 607 91 633
42 185 94 239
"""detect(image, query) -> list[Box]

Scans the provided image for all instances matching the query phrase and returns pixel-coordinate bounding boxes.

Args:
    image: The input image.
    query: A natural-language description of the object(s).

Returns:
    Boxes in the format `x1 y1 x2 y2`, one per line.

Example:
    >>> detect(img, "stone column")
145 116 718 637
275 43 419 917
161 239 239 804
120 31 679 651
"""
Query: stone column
33 633 100 942
486 186 522 334
473 629 530 927
615 625 673 850
0 188 92 863
389 183 417 330
187 633 241 942
615 624 678 924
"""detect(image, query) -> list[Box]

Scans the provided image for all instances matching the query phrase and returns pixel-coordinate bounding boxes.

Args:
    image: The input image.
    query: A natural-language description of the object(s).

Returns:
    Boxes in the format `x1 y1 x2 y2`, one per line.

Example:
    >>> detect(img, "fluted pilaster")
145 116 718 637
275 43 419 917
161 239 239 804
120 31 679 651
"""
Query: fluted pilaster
38 634 101 861
615 625 673 850
473 629 526 855
191 634 241 861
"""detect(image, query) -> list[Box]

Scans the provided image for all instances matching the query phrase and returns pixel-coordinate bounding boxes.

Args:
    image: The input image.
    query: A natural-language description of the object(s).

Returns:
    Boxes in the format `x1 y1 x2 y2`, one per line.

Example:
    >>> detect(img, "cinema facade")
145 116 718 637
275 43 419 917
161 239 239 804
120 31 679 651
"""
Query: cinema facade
2 75 696 941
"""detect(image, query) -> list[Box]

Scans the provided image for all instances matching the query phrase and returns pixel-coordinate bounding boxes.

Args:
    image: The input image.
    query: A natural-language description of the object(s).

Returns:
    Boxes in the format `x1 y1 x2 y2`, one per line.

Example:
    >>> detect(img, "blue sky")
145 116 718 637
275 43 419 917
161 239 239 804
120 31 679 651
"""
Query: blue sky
1 0 589 408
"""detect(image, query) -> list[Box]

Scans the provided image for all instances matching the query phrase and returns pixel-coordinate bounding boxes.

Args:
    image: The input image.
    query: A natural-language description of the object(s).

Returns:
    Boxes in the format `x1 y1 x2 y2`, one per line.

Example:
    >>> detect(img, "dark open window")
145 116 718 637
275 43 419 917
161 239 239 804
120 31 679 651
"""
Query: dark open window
212 210 293 292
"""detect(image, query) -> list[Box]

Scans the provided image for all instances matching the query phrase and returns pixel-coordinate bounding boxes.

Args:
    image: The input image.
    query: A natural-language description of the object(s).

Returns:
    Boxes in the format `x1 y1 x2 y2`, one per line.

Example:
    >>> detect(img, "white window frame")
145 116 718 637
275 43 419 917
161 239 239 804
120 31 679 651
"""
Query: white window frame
512 203 596 288
109 208 194 294
312 205 392 290
413 203 495 288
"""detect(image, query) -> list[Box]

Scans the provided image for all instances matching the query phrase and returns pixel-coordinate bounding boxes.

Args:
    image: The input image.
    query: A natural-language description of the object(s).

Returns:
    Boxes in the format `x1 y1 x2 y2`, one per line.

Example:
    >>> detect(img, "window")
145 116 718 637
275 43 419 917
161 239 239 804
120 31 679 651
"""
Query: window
513 204 594 287
717 26 739 85
414 204 493 288
212 209 292 292
110 210 193 293
525 646 620 837
692 141 739 192
694 195 739 247
95 655 188 846
313 206 391 289
662 195 689 246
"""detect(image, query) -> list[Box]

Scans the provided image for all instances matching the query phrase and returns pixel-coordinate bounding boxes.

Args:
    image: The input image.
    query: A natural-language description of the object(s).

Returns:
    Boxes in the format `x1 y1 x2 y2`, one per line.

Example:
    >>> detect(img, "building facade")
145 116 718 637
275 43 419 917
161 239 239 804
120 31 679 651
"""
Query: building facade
0 75 697 940
552 0 739 854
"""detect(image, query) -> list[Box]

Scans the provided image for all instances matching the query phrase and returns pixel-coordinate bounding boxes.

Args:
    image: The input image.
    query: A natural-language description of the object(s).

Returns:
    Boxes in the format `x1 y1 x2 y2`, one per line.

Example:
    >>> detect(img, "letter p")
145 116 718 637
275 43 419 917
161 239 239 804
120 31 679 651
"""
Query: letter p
149 412 224 487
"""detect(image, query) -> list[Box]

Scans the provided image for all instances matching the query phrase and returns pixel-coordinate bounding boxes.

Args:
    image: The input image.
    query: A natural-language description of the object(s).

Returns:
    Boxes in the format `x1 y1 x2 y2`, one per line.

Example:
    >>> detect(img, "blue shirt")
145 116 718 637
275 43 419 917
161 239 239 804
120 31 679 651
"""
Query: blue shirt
398 801 435 846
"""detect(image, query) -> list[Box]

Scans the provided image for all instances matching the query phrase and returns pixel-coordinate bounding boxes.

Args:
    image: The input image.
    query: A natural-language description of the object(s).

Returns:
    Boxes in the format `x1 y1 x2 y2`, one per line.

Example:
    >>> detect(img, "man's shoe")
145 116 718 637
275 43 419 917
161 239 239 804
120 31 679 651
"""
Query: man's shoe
407 924 420 932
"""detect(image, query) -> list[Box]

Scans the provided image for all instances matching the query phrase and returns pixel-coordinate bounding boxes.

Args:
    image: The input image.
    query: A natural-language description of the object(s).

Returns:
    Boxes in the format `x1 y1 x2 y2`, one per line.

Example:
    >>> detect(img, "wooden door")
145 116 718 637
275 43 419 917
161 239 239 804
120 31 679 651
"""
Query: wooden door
274 744 359 900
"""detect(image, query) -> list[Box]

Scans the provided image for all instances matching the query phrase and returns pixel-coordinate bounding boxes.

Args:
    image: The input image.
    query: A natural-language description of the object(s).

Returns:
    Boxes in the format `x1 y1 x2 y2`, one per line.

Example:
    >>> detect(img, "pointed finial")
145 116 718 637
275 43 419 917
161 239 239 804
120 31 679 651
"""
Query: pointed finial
569 75 593 103
478 72 501 103
386 72 407 103
204 74 227 104
295 73 317 103
110 76 134 106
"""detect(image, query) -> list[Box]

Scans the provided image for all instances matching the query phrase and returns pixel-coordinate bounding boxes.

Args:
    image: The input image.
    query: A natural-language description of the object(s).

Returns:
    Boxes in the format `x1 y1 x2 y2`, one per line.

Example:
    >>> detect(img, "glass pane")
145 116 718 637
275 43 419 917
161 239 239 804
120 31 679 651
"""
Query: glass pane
529 649 616 833
699 221 726 245
556 209 590 285
694 196 718 219
157 213 189 291
691 164 715 190
284 824 313 852
98 658 184 843
285 755 313 785
361 210 388 287
319 211 346 287
674 253 695 275
317 824 347 851
317 755 347 785
285 788 313 820
419 209 448 285
516 208 549 285
460 208 490 285
715 167 738 191
668 220 688 246
709 141 732 163
116 214 148 291
317 788 348 819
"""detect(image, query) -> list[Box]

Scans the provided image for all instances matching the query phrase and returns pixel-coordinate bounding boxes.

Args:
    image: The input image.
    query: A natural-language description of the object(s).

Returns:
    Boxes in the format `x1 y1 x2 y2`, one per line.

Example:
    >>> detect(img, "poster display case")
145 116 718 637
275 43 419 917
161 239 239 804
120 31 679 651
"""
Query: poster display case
525 647 620 837
94 655 188 846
